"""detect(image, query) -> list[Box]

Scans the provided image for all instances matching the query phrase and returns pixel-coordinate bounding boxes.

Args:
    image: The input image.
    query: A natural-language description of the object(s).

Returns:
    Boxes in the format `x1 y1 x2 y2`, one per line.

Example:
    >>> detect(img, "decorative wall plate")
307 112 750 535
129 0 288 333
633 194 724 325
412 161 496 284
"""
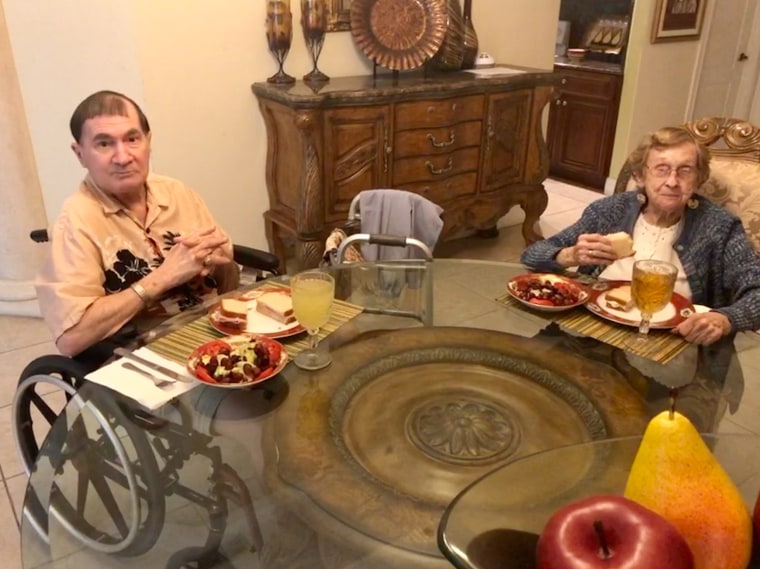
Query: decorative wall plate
350 0 448 71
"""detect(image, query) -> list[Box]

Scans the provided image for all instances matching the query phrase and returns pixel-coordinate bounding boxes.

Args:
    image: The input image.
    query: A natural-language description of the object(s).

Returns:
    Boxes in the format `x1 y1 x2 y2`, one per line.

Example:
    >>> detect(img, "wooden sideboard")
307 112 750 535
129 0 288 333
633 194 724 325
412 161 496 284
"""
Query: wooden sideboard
252 67 556 270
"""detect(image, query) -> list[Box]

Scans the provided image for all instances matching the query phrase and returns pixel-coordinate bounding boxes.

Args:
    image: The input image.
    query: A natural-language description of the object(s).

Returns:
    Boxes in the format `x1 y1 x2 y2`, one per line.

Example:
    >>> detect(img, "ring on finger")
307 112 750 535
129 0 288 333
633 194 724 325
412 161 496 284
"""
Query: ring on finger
203 254 212 267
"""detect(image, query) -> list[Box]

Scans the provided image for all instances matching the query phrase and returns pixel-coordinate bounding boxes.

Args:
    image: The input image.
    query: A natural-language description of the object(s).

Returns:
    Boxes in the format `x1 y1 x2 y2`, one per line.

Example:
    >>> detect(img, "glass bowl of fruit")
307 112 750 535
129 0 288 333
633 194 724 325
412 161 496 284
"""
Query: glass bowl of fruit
439 429 760 569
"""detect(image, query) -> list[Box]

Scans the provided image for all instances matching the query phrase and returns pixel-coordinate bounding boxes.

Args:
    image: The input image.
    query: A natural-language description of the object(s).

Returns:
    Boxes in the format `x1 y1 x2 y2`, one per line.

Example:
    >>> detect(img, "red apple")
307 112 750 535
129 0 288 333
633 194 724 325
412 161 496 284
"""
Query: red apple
536 495 693 569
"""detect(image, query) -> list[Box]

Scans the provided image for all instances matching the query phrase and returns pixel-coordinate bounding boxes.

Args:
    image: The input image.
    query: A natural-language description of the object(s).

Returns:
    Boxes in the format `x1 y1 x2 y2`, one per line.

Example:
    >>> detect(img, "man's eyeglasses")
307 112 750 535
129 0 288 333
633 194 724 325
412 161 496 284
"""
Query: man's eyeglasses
645 164 697 180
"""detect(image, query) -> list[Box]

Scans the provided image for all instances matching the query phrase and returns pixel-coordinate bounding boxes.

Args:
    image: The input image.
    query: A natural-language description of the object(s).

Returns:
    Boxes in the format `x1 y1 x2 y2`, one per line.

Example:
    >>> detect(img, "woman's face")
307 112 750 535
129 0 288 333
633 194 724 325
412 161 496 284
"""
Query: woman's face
638 142 699 219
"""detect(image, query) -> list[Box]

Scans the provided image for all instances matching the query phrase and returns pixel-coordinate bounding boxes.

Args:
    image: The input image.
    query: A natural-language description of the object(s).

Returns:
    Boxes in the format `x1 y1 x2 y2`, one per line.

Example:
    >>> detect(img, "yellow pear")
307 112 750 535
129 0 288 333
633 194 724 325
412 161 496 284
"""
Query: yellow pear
624 410 752 569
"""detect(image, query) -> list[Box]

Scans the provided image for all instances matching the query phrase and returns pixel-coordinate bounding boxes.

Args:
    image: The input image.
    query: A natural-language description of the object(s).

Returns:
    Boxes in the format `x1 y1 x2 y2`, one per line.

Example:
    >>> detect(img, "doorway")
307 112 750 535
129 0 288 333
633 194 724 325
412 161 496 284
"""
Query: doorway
691 0 760 123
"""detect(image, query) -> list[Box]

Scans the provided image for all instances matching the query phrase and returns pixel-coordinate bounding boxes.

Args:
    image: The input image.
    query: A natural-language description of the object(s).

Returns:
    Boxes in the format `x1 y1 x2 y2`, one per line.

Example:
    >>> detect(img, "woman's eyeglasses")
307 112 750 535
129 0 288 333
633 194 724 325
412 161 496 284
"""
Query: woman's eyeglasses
645 164 697 180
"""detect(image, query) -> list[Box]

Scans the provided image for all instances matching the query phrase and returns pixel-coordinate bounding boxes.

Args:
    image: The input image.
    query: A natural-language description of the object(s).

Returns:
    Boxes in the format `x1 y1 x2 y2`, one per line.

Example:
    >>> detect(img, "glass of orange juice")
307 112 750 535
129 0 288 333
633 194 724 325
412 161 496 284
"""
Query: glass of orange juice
291 269 335 370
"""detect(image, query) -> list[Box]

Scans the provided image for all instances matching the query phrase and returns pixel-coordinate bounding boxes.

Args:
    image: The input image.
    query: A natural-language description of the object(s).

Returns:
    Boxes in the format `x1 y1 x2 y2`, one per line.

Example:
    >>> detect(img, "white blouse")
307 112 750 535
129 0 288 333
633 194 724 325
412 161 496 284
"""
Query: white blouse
599 215 693 300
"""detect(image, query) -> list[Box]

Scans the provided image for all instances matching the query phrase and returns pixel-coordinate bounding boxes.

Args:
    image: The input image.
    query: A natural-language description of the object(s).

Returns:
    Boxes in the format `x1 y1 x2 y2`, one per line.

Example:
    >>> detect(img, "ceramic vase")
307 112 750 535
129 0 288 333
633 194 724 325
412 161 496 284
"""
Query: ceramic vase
301 0 329 83
266 0 296 84
429 0 465 71
461 0 479 69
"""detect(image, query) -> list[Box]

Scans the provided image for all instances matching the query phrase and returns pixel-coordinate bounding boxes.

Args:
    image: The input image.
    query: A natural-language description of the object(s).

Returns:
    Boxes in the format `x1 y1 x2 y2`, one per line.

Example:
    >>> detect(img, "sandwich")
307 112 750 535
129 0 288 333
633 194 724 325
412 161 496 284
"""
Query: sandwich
607 231 634 258
605 285 635 312
255 292 296 324
215 297 250 329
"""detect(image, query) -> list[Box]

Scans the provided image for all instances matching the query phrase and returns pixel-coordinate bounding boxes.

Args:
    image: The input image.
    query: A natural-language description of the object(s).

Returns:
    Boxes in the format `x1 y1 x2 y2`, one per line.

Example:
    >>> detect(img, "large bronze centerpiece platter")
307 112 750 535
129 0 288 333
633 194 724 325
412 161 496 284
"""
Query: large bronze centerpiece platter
350 0 448 70
262 327 648 562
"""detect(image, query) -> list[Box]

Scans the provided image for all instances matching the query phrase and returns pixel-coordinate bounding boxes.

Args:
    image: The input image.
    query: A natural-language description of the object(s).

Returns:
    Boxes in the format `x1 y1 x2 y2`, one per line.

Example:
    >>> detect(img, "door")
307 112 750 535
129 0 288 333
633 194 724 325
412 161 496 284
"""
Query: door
691 0 760 121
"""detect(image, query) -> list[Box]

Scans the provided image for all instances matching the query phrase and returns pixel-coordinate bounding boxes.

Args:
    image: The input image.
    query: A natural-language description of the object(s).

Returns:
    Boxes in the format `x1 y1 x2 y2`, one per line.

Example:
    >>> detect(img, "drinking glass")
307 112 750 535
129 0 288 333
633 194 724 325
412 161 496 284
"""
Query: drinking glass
628 259 677 344
291 270 335 370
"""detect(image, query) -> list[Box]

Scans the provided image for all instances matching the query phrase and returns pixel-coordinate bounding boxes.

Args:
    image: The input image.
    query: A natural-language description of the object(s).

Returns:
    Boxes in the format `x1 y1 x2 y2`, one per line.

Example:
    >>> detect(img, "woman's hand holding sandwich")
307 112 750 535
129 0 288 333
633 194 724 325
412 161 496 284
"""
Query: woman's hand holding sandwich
555 232 631 268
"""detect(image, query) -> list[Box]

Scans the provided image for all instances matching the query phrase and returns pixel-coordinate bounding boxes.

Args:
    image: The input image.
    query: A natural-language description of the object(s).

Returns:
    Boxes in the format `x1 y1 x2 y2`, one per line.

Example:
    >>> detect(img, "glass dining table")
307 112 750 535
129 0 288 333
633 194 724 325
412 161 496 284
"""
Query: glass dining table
18 259 757 569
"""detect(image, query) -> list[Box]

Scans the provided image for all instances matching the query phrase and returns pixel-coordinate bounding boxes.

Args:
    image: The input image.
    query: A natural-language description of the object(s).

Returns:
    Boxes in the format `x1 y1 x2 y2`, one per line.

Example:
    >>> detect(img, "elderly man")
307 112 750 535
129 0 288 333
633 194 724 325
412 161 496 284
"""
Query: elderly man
36 90 237 366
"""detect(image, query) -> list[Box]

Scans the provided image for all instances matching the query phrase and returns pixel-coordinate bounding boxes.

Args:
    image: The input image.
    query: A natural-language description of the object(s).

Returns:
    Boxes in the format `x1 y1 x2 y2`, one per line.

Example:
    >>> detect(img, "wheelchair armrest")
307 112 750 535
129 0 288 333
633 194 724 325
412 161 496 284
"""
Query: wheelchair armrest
232 245 280 275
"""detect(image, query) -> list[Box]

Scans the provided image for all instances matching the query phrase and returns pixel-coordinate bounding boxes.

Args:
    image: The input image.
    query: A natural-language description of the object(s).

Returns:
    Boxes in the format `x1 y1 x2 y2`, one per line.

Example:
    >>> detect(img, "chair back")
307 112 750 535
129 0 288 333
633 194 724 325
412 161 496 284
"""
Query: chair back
614 117 760 253
347 189 444 261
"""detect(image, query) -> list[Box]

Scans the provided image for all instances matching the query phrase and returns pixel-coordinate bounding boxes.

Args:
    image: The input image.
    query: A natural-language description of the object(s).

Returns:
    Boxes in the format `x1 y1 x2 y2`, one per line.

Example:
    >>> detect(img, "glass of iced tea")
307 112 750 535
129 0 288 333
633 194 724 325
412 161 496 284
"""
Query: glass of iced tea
630 259 677 337
291 269 335 370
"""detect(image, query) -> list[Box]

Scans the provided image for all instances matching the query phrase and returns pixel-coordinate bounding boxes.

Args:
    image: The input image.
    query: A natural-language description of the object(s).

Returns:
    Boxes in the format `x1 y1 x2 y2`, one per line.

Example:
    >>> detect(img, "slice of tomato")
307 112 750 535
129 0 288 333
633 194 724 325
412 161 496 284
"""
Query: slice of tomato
529 298 555 307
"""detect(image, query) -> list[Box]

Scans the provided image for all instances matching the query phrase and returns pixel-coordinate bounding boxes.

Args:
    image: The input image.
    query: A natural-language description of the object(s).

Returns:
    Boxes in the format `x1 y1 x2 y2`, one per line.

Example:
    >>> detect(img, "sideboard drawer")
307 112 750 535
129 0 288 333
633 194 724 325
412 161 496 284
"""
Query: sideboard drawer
401 172 479 203
392 147 480 185
395 95 485 130
394 121 482 157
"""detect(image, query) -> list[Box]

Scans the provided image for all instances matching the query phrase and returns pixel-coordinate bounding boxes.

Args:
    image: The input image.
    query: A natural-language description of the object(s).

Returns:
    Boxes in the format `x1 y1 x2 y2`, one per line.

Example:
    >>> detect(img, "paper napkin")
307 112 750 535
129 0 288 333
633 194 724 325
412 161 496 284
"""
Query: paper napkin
86 347 198 410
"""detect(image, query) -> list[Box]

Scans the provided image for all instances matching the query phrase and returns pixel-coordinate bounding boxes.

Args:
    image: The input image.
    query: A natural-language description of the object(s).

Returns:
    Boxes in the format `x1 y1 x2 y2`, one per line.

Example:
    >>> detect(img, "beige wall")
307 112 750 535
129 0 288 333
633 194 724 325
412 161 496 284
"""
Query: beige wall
4 0 560 255
610 0 703 179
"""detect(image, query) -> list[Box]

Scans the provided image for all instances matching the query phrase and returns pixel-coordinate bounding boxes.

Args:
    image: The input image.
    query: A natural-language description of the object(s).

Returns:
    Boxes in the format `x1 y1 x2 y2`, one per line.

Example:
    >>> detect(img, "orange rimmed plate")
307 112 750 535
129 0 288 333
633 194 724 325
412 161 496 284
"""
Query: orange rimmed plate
208 287 305 338
186 334 289 389
350 0 448 70
507 273 589 313
585 280 695 329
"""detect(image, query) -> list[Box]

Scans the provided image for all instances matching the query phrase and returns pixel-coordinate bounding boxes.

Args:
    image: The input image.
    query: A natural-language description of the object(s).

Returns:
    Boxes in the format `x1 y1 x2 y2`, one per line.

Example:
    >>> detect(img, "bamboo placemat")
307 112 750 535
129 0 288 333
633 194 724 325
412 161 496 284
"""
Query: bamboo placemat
147 296 364 365
495 292 690 365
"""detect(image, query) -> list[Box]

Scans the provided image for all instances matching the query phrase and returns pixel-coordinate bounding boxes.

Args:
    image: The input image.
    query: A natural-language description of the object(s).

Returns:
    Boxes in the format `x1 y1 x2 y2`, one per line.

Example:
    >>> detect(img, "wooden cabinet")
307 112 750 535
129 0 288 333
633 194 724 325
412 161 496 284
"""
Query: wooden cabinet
253 69 556 270
547 65 622 190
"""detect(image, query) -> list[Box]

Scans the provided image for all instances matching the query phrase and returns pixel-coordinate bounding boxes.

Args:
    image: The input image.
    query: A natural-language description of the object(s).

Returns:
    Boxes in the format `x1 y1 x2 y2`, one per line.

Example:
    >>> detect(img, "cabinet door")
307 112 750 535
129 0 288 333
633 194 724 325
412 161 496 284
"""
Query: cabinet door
323 106 391 221
481 90 532 191
547 69 622 189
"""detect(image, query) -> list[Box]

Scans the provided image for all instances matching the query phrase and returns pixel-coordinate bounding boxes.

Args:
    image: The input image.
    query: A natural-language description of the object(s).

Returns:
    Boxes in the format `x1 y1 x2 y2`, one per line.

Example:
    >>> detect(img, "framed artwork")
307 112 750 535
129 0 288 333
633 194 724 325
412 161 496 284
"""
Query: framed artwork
327 0 351 32
651 0 707 43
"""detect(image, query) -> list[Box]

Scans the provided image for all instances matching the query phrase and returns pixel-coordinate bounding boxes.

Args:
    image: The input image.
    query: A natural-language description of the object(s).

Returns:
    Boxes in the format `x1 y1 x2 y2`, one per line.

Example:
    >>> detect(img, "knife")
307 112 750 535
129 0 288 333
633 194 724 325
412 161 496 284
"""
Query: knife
114 348 195 383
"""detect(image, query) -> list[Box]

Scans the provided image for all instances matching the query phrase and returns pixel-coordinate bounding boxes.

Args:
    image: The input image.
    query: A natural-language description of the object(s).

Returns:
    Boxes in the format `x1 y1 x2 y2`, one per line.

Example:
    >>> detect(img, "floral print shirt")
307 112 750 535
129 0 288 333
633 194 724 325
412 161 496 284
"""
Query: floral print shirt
35 173 230 341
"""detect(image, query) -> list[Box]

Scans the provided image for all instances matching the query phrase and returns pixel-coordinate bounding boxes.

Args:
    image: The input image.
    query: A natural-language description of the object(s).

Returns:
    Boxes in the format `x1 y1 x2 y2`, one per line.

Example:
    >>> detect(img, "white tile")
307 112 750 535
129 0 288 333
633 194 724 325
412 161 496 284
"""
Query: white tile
0 341 59 408
0 317 51 355
545 178 604 204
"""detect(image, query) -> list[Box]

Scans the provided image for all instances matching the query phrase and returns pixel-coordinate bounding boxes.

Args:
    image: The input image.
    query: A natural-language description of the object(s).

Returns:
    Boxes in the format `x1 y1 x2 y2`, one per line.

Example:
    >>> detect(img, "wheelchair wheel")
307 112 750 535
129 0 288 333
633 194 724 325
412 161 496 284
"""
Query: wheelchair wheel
13 355 88 475
14 370 167 556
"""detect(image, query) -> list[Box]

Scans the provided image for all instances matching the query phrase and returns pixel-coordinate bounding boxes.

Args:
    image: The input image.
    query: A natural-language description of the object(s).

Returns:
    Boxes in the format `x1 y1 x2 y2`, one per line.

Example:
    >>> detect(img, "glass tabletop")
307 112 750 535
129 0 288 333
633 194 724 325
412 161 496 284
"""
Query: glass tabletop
19 259 758 569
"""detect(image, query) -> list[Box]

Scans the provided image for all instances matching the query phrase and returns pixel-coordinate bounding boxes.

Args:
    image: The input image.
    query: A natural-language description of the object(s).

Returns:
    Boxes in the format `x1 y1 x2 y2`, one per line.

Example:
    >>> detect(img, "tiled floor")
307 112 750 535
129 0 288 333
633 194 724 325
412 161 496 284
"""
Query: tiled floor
2 178 759 568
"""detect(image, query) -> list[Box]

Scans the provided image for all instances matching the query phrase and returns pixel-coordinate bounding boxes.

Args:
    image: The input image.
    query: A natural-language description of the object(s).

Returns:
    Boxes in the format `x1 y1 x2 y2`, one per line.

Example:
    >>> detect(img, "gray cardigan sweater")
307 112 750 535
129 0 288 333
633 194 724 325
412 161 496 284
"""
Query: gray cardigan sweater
520 191 760 332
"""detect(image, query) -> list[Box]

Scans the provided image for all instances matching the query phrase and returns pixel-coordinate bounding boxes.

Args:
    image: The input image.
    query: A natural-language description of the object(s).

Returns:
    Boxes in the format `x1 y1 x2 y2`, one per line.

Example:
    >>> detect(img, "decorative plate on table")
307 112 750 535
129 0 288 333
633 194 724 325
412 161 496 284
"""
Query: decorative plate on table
585 280 695 329
350 0 448 71
207 287 304 338
506 273 589 313
186 334 288 389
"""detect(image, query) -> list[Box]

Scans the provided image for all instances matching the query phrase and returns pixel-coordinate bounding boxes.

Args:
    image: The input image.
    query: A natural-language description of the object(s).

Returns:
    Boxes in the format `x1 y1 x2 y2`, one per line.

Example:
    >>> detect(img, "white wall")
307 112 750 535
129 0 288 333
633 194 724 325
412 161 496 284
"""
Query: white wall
5 0 559 253
610 0 703 176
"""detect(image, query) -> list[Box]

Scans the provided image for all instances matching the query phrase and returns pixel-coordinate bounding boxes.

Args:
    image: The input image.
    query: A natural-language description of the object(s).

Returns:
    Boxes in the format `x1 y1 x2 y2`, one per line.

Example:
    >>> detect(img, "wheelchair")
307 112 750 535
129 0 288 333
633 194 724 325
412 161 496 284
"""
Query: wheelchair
15 230 279 566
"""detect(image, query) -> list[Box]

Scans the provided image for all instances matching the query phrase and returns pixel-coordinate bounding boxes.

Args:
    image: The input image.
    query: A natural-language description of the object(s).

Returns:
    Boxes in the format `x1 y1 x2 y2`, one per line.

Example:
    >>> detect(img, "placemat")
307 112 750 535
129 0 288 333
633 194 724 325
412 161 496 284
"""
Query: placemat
495 293 690 365
147 296 364 366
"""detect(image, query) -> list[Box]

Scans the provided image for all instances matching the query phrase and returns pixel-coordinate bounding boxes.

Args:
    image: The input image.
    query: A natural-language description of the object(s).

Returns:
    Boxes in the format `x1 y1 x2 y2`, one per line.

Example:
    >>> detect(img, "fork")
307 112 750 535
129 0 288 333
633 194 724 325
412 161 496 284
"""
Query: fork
121 361 174 388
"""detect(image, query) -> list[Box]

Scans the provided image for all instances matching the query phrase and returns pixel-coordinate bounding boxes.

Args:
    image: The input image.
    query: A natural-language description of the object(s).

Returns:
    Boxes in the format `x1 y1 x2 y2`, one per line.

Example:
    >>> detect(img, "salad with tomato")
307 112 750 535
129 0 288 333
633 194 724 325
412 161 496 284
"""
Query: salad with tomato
188 335 286 386
510 277 583 307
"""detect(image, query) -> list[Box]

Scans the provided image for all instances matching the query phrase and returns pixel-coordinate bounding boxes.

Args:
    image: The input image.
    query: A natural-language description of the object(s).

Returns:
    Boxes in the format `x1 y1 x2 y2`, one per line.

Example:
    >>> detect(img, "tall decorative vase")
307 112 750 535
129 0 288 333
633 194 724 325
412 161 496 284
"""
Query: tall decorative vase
461 0 479 69
301 0 329 83
266 0 296 84
429 0 465 71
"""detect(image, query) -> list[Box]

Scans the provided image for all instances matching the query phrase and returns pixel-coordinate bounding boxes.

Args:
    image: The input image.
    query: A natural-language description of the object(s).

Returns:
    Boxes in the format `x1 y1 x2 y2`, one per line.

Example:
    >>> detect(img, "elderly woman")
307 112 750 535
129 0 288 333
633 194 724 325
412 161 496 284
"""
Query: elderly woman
521 126 760 346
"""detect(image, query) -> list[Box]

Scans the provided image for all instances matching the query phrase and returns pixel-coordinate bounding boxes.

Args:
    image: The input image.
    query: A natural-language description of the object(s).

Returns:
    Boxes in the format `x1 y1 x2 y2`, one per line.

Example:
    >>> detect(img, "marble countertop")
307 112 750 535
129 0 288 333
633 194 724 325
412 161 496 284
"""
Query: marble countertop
553 56 623 75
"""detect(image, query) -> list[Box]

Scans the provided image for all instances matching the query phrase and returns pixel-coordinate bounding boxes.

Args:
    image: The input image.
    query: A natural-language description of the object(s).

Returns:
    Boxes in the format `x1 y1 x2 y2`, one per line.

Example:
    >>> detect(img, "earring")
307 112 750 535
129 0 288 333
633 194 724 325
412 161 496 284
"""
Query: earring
636 191 647 205
687 198 699 209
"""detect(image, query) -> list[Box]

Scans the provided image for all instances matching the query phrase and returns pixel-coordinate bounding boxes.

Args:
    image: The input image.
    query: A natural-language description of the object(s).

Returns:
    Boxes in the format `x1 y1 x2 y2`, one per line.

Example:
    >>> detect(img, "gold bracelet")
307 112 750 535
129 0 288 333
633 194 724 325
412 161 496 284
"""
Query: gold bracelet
129 282 151 305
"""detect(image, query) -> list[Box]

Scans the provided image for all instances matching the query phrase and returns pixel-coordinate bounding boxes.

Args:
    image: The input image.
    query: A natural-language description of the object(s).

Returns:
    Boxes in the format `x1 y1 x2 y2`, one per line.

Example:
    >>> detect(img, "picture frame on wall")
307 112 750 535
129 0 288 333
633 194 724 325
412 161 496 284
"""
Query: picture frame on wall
651 0 707 43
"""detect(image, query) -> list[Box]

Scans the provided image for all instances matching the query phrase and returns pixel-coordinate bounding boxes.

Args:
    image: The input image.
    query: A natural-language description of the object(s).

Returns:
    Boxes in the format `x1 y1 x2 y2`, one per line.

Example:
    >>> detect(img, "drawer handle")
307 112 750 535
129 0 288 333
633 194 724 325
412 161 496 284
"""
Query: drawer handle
426 158 453 175
561 78 567 85
427 131 455 148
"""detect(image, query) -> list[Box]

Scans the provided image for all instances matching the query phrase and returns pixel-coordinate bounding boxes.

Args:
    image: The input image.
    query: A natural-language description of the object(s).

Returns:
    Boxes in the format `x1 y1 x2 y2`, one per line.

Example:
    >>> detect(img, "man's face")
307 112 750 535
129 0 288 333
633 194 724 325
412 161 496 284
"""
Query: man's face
71 102 151 199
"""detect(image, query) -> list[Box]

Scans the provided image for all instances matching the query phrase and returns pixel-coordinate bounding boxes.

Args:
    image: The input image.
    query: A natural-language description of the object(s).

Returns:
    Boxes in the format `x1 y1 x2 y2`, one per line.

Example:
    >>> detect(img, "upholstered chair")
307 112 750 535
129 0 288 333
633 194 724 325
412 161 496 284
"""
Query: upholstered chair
614 117 760 254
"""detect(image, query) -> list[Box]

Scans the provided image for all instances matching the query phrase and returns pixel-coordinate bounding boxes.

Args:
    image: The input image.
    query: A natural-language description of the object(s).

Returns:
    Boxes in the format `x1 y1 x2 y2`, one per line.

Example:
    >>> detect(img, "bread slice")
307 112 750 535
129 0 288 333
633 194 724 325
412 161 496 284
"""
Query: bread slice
607 231 634 258
220 298 250 319
256 292 295 324
605 285 635 312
